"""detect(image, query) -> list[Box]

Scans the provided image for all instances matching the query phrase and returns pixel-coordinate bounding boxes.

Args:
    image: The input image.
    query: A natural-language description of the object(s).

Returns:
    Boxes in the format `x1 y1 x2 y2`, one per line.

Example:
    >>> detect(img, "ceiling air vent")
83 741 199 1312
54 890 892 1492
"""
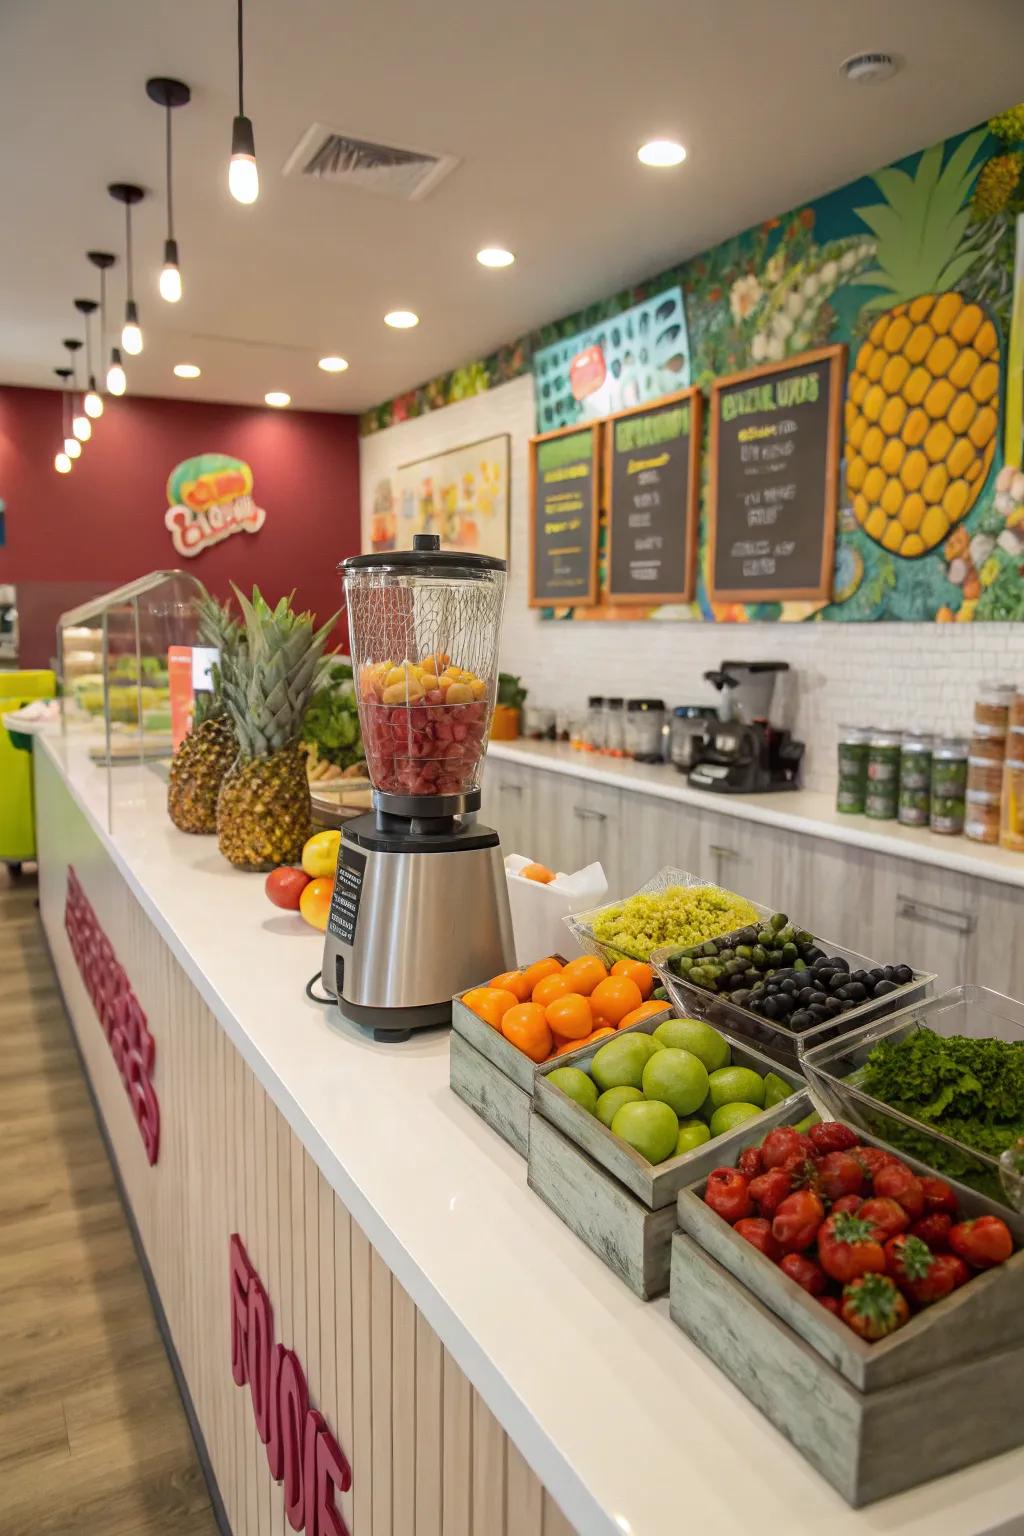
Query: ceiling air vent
282 125 459 201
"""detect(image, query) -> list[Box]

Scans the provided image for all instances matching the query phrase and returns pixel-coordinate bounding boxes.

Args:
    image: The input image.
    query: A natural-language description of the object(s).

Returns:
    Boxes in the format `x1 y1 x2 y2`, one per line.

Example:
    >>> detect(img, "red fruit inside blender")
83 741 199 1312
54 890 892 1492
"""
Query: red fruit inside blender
359 660 491 795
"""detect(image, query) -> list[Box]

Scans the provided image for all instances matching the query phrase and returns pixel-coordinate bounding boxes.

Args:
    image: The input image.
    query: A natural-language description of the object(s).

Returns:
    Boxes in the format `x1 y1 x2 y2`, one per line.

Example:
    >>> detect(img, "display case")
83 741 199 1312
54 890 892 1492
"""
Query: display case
58 571 203 824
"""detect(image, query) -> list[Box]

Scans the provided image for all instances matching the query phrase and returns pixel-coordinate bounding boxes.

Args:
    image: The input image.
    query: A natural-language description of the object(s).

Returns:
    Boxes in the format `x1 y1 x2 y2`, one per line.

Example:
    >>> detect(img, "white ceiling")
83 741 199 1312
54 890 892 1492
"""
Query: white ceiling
2 0 1023 415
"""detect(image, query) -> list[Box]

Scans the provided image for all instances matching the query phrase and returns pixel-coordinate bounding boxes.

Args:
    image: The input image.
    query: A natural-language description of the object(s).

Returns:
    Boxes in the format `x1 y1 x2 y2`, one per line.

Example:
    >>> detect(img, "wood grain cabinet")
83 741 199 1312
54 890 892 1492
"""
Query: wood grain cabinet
487 757 1022 999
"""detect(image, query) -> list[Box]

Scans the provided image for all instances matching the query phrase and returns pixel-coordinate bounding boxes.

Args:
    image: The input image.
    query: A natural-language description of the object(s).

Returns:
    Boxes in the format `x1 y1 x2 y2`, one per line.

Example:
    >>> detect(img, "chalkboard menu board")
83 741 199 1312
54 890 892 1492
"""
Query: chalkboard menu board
708 345 845 603
605 388 701 603
528 423 600 607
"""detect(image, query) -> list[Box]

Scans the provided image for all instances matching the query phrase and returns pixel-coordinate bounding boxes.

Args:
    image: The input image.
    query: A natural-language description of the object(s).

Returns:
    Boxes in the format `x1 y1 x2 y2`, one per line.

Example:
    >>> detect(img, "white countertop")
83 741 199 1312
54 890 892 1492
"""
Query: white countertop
37 732 1024 1536
489 739 1024 890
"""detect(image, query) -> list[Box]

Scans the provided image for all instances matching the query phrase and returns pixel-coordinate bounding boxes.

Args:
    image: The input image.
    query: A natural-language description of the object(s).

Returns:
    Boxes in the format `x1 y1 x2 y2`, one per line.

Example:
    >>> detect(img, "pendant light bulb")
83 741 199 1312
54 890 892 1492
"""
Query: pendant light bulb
64 436 82 459
122 299 143 355
107 349 127 396
229 116 259 203
73 411 92 442
84 380 104 418
159 239 182 302
55 451 73 474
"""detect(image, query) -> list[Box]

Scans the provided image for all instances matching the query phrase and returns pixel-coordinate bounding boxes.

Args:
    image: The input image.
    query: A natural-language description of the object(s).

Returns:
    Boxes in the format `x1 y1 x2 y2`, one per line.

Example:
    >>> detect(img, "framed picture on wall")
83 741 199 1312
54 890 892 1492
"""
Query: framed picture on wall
371 434 511 560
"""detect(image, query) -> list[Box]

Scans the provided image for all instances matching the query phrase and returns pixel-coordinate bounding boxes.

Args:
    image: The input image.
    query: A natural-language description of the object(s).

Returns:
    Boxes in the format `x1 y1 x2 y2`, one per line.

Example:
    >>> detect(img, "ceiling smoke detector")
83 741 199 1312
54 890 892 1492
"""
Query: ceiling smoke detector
840 52 898 84
283 125 459 201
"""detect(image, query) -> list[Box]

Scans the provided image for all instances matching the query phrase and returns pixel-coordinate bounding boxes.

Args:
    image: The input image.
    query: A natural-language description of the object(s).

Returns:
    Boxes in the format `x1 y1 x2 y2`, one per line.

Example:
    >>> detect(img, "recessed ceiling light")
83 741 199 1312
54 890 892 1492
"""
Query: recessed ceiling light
384 310 419 329
637 139 686 168
476 247 515 268
265 390 290 408
318 355 349 373
174 363 201 379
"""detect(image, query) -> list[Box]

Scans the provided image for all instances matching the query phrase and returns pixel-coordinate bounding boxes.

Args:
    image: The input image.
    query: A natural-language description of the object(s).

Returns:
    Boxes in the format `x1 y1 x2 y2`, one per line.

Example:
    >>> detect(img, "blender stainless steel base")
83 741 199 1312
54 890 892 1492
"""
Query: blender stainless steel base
321 804 516 1039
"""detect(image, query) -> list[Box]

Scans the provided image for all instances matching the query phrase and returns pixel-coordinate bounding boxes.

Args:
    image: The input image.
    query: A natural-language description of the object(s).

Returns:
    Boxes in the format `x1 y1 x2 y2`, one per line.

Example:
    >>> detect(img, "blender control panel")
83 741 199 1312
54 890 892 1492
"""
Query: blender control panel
327 845 366 947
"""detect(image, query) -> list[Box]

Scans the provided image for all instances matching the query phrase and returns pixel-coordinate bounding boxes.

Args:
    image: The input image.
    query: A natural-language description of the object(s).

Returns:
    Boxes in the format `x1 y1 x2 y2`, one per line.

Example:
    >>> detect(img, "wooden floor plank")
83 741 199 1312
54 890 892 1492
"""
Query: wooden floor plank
0 869 218 1535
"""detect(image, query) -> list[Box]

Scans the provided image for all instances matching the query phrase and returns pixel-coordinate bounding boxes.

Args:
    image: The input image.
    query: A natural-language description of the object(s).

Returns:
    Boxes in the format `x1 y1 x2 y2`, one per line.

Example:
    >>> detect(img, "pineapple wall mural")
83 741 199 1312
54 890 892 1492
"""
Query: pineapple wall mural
362 102 1024 622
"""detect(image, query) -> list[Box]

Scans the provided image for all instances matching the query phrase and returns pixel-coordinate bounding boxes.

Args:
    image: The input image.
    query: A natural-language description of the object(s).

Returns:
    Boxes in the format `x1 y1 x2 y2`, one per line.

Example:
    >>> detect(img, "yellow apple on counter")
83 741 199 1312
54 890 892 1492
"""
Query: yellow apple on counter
302 829 341 879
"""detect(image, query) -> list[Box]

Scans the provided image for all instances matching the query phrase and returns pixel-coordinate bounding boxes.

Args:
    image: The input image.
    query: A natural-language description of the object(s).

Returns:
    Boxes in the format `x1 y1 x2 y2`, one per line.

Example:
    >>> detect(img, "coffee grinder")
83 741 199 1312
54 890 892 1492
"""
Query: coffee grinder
321 535 516 1038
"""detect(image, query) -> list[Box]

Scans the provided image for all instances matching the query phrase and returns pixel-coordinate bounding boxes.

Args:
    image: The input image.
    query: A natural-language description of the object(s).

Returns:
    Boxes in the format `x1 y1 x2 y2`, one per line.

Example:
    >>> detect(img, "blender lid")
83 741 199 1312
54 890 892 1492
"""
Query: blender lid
719 659 789 672
340 533 506 574
627 698 665 711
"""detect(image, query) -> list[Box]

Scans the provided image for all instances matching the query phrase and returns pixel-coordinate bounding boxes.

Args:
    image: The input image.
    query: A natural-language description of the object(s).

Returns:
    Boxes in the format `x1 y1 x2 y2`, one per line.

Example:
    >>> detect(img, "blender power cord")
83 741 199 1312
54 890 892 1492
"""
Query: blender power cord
305 972 335 1005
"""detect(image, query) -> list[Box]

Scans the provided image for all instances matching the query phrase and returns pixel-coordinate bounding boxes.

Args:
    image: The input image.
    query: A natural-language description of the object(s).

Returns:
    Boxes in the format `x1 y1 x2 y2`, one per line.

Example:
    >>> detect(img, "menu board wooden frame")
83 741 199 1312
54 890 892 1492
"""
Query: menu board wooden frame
707 344 846 604
528 420 601 608
604 386 703 604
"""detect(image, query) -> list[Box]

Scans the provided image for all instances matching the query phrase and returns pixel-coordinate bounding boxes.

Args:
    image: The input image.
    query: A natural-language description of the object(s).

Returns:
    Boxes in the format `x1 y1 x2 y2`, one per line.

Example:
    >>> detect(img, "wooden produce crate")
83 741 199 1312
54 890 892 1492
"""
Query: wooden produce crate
449 992 539 1157
527 1016 804 1299
670 1091 1024 1505
675 1092 1024 1392
670 1235 1024 1508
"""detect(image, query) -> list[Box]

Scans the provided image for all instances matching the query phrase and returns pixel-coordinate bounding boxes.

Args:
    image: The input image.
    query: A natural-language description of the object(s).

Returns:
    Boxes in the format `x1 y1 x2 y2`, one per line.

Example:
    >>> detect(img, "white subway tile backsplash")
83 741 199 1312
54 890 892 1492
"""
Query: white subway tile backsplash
360 377 1024 795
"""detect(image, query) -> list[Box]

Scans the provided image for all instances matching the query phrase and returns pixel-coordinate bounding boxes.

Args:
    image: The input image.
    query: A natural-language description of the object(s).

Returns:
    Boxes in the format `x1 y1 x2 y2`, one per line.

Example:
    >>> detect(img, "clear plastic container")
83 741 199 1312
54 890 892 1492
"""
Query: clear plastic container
522 705 556 741
624 699 665 762
801 984 1024 1203
603 697 625 756
345 536 506 801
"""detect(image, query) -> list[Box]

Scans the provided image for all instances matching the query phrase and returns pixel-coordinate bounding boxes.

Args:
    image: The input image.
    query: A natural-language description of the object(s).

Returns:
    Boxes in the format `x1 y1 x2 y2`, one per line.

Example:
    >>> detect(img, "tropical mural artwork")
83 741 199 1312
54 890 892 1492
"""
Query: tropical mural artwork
361 104 1024 623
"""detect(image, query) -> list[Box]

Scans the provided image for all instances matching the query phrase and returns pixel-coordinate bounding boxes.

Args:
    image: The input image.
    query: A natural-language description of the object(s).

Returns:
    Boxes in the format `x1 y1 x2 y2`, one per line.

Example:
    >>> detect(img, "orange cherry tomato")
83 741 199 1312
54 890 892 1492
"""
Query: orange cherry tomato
520 956 563 995
532 972 574 1008
521 862 555 884
544 993 593 1041
559 955 609 996
500 1003 553 1063
589 976 643 1027
489 970 531 1003
610 959 655 999
461 987 519 1030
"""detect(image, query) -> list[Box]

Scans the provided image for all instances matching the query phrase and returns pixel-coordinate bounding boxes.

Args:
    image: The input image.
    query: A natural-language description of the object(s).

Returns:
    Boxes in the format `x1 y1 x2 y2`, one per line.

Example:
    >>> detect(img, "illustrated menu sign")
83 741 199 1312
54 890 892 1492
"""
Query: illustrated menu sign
708 346 845 603
164 452 266 559
606 388 702 603
528 423 600 607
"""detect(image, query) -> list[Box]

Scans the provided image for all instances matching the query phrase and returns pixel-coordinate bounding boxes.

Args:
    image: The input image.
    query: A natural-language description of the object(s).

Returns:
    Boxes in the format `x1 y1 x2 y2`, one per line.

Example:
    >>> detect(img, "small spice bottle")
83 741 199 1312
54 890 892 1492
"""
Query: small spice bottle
930 736 968 835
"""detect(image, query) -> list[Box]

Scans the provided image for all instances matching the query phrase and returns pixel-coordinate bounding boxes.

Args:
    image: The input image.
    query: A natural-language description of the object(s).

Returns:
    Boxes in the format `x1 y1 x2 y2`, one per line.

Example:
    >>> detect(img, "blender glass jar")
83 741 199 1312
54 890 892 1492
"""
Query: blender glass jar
584 696 606 752
343 536 507 802
603 697 625 756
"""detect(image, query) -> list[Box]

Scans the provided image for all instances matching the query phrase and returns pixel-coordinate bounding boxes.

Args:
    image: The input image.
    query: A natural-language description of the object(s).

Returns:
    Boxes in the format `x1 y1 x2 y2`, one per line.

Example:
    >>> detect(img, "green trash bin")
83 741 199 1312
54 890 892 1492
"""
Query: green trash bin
0 670 57 867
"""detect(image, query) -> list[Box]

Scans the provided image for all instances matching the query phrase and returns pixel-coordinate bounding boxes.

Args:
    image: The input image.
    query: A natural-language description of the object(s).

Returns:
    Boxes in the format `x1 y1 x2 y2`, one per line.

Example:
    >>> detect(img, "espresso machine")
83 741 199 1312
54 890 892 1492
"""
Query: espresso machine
321 535 516 1038
688 660 804 793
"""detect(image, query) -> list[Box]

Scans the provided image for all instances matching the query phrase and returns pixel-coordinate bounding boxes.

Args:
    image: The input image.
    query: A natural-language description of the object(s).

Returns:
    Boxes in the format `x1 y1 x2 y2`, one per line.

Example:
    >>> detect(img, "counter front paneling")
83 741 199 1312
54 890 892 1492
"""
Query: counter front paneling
32 733 1024 1536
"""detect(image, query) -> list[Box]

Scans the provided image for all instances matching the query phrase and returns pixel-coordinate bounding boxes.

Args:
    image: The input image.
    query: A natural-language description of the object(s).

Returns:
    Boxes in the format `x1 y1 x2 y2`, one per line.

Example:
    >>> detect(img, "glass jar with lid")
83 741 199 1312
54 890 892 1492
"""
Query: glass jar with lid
930 736 968 834
836 724 871 814
897 731 932 826
603 697 625 756
865 728 901 819
624 699 666 762
974 681 1014 737
584 696 605 752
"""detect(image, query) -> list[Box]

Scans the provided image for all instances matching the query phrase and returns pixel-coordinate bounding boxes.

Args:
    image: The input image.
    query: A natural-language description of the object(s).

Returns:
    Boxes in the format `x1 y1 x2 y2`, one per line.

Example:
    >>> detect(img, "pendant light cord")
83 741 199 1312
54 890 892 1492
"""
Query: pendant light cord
84 310 93 379
237 0 245 116
125 204 134 301
99 268 106 355
165 106 175 239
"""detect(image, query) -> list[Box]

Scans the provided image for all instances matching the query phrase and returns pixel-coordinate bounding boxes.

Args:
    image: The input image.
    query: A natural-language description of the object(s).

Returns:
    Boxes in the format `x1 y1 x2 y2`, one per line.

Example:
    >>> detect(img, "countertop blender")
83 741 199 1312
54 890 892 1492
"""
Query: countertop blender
321 535 515 1039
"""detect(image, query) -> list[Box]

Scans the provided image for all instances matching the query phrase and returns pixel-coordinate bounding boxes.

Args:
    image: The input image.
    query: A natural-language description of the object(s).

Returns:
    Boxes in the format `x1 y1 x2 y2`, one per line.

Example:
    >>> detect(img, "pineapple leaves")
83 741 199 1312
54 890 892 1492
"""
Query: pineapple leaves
854 128 987 306
225 586 339 758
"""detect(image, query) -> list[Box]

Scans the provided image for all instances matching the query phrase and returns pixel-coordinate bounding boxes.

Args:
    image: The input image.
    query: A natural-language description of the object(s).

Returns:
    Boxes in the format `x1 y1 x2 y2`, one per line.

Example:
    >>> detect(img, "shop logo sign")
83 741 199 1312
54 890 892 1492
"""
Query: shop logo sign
165 452 266 559
64 868 159 1164
230 1233 352 1534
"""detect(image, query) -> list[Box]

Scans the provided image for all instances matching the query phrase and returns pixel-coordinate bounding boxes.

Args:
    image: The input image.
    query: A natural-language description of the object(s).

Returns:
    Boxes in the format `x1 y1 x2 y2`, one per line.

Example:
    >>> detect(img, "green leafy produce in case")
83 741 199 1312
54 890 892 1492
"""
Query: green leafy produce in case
302 659 364 770
858 1028 1024 1195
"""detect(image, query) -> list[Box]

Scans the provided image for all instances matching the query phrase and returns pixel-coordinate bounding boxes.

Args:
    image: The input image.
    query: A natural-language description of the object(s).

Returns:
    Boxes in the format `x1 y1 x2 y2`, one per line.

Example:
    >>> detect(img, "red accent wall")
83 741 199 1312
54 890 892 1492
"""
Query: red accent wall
0 385 360 666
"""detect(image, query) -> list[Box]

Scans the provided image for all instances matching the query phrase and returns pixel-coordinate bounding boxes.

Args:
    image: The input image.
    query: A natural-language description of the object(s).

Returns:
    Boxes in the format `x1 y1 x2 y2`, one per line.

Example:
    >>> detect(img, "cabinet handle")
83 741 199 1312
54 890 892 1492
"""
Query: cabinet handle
896 895 976 937
709 844 740 860
500 783 523 795
573 806 607 822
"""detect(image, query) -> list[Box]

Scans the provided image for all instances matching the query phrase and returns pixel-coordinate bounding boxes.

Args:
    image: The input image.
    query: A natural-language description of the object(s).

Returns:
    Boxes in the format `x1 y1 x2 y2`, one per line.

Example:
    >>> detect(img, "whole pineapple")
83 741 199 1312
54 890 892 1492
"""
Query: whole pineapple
845 130 1000 557
168 590 243 834
216 587 336 871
